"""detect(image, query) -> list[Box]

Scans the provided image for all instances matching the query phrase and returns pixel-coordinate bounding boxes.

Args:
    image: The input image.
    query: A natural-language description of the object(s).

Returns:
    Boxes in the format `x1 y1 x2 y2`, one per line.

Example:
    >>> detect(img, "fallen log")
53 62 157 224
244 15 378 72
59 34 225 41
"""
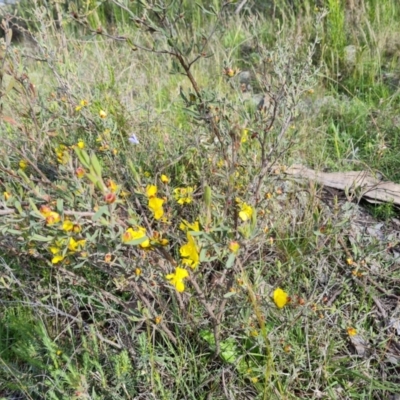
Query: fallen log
285 164 400 206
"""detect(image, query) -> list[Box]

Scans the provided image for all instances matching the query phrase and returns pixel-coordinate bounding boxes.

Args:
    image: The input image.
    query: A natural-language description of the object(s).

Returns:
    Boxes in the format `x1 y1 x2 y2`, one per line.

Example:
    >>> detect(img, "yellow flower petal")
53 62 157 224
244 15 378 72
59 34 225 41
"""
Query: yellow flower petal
229 241 240 254
122 227 150 247
107 179 119 193
347 327 357 337
166 267 189 292
175 280 185 292
161 174 170 183
52 254 64 264
148 197 164 220
49 246 60 254
238 202 253 222
180 232 199 269
46 212 61 225
174 187 194 205
273 287 289 309
179 219 200 232
68 238 78 252
19 160 27 170
146 184 157 197
62 220 74 232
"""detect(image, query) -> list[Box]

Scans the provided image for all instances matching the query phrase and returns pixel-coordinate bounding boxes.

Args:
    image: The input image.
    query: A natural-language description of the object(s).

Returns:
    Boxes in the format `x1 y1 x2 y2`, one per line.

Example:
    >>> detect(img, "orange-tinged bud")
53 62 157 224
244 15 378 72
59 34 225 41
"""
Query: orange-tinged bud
104 193 116 204
229 241 240 254
75 167 85 179
346 258 353 265
40 205 52 217
73 224 82 233
347 327 357 336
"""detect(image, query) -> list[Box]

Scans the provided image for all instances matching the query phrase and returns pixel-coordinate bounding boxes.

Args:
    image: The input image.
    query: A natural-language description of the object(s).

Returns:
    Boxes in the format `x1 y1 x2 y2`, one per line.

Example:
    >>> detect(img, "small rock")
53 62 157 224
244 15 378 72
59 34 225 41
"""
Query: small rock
238 70 252 85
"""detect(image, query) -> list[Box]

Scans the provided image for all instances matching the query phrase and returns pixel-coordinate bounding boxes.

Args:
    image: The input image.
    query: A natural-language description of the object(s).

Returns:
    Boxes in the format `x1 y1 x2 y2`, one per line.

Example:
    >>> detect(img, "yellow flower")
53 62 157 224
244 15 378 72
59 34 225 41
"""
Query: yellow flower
52 254 65 264
49 245 61 254
179 219 200 232
238 202 253 222
161 174 170 184
19 160 27 170
148 197 164 220
174 187 194 205
62 220 74 232
46 212 61 225
166 267 189 292
68 238 86 252
273 288 289 309
104 253 112 263
122 227 150 248
224 67 238 77
229 241 240 254
77 140 85 149
99 110 107 119
347 327 357 337
150 231 169 246
75 99 88 111
135 268 142 276
107 179 119 193
146 184 157 198
3 191 11 201
180 232 199 269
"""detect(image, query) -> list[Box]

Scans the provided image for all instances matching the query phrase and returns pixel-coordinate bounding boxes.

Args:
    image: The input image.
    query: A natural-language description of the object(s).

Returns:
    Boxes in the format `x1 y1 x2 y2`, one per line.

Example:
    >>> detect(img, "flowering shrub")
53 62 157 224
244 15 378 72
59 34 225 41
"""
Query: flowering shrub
0 2 345 397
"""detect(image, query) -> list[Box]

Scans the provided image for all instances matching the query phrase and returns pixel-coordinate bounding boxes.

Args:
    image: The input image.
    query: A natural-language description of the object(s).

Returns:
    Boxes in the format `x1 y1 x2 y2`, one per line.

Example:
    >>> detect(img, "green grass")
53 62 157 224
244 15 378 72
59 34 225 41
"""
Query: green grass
1 0 400 399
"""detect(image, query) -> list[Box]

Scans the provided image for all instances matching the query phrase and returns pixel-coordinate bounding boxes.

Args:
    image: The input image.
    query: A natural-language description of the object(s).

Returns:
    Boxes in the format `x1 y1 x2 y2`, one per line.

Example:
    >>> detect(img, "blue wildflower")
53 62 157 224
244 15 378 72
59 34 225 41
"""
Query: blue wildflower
129 134 139 144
